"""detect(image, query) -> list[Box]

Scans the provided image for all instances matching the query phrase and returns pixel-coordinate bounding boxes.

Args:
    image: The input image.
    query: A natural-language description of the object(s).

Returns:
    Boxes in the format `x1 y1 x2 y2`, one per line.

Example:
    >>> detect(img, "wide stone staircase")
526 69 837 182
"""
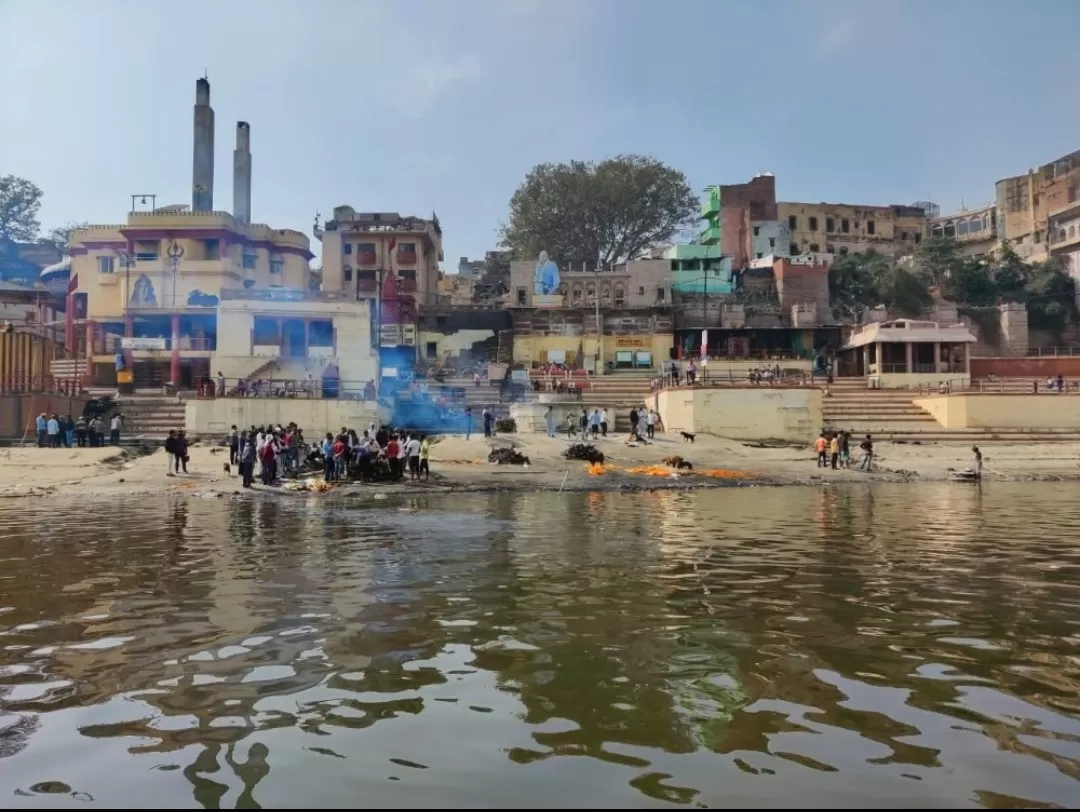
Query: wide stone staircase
823 377 1080 442
84 389 187 439
524 370 656 432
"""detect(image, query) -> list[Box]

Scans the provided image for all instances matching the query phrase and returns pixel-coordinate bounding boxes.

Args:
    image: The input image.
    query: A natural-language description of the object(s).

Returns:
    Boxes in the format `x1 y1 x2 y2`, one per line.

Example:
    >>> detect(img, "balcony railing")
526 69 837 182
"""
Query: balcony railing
396 249 417 265
356 251 378 266
700 225 720 244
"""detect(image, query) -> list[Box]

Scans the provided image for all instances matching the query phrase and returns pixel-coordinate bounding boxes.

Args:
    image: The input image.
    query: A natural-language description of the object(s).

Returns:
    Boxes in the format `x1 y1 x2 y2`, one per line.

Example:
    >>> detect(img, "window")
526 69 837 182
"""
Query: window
867 220 875 235
789 243 799 255
753 226 760 237
769 237 775 249
134 241 159 261
809 243 820 252
426 341 438 360
841 218 850 234
839 246 849 255
638 286 645 296
826 217 835 233
614 286 625 306
97 256 115 274
914 233 921 244
756 252 763 259
343 268 353 282
344 243 352 255
826 244 835 253
656 287 666 302
788 215 797 230
203 238 220 259
242 250 257 270
517 288 526 305
270 255 283 275
808 216 818 231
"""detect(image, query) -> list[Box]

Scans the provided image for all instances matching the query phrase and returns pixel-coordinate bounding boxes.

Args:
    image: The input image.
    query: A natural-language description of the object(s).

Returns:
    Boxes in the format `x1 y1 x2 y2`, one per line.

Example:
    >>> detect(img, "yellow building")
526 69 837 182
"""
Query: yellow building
995 148 1080 261
316 207 444 308
69 209 316 388
778 202 928 258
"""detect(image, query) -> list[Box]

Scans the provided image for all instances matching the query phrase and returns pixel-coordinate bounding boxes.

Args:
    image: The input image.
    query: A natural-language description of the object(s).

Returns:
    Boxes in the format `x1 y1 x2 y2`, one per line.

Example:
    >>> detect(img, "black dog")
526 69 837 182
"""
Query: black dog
223 462 231 475
680 431 696 443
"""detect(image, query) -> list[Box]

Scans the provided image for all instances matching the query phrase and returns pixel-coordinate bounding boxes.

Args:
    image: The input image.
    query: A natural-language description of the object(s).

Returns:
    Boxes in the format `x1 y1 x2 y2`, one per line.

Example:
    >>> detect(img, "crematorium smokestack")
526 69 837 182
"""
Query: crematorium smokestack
192 78 215 212
233 121 251 224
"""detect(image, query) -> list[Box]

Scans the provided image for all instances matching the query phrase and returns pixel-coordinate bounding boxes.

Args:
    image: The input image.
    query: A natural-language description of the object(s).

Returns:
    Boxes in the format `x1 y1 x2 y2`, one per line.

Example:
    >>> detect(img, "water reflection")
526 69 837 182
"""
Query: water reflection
0 485 1079 808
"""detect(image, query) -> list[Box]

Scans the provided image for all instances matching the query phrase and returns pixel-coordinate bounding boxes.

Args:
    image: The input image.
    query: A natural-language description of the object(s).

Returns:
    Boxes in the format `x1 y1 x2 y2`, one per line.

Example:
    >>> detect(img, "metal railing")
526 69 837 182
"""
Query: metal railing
0 375 84 395
1026 347 1080 357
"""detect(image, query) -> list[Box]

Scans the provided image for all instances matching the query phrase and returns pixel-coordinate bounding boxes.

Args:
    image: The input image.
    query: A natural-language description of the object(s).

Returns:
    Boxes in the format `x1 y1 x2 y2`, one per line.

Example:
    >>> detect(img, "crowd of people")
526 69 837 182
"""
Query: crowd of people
215 423 435 489
814 430 874 471
36 412 122 448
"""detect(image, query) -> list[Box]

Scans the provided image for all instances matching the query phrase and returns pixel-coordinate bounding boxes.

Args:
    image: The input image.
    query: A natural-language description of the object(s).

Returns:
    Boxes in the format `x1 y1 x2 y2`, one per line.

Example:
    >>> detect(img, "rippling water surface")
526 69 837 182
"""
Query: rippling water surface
1 484 1080 808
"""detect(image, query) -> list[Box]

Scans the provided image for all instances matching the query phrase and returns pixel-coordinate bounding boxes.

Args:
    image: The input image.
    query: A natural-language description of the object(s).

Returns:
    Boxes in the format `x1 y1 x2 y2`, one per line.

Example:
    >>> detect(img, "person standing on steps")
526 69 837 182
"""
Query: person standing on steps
109 413 122 445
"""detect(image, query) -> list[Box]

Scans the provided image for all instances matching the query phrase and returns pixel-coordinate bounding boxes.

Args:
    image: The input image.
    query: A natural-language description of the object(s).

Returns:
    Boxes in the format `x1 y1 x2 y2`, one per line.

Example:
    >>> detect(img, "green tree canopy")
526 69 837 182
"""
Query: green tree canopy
0 175 43 242
499 155 698 267
828 250 930 319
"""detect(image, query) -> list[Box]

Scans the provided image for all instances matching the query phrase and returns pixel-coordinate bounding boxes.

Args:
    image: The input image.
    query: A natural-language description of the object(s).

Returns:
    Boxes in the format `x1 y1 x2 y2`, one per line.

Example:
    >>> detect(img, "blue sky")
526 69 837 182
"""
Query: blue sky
3 0 1079 266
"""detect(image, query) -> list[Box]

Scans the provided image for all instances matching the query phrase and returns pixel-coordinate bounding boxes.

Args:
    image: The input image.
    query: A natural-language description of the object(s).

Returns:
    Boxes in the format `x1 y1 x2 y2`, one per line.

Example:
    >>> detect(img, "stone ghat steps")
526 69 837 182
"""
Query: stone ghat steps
855 431 1080 443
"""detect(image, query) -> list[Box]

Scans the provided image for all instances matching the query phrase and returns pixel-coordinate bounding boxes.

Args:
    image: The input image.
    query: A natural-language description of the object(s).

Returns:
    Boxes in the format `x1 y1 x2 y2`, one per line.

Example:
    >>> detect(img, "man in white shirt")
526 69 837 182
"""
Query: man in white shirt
599 408 608 437
405 435 421 481
109 414 122 445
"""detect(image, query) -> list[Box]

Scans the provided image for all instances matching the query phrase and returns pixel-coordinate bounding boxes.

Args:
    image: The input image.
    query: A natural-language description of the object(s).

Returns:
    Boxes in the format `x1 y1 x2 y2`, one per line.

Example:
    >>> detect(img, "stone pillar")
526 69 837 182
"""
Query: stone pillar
124 311 134 370
84 321 95 388
170 314 181 386
303 319 311 357
65 293 75 355
904 342 913 373
933 342 942 373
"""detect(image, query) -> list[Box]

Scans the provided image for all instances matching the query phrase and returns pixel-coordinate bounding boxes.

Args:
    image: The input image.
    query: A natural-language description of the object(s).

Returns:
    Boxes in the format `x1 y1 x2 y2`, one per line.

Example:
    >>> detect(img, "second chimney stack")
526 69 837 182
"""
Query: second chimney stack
233 121 251 224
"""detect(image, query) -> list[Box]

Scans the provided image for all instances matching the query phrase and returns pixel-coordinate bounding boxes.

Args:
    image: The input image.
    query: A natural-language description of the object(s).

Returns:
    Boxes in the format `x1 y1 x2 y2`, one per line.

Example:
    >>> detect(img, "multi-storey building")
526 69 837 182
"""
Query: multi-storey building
66 79 377 394
699 174 780 267
996 148 1080 261
778 201 927 259
317 208 443 310
928 204 998 258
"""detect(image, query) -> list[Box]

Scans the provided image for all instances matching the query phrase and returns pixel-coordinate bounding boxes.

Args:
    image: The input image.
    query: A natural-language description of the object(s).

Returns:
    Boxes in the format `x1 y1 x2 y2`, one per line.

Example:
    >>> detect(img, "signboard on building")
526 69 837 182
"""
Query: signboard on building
379 325 402 347
121 337 168 351
615 337 648 348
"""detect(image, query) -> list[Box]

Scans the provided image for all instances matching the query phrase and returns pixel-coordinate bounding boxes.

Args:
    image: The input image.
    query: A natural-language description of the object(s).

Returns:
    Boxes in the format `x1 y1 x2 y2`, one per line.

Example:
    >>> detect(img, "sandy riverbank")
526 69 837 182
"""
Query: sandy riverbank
1 432 1079 499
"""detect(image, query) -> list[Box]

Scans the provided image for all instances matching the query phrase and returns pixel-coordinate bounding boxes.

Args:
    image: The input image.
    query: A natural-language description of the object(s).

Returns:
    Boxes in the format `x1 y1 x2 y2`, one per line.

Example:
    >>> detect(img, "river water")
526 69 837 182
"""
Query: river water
1 484 1079 809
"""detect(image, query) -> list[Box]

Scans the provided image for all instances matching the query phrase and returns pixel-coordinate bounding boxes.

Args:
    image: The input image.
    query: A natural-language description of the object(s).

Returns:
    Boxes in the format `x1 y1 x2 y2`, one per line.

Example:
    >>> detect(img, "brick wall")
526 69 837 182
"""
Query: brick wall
971 357 1080 378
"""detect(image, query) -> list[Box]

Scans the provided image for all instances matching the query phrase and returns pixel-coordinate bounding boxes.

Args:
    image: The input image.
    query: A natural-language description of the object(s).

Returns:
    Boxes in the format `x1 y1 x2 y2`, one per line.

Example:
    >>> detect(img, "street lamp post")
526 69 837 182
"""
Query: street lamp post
117 250 136 392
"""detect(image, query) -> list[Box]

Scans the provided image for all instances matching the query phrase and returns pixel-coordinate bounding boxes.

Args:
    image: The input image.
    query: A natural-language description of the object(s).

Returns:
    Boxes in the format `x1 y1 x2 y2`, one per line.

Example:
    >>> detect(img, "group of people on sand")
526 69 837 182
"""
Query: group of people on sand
320 428 433 483
542 405 662 444
815 431 875 471
216 423 434 489
37 412 121 448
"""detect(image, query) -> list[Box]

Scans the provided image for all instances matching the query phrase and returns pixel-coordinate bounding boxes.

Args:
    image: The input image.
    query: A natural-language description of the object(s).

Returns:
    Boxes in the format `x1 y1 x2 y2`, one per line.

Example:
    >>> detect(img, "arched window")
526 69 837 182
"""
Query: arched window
613 285 625 306
571 284 583 304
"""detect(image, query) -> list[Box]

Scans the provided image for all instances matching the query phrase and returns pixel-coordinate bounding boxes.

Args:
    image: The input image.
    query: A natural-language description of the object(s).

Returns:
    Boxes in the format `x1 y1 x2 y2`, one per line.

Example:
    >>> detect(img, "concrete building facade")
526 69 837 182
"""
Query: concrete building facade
317 208 443 310
508 258 671 309
778 201 927 258
995 148 1080 261
929 204 998 258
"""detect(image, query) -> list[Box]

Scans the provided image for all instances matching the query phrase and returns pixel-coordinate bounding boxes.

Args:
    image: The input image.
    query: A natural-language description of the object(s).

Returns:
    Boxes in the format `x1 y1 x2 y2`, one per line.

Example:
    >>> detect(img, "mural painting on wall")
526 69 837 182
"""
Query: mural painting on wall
187 290 220 307
533 251 561 295
130 274 157 307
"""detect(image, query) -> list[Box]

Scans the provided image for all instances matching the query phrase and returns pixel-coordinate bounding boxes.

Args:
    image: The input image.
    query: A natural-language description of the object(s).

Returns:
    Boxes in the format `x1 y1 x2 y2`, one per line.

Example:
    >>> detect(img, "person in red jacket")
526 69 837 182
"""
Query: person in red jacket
386 435 400 479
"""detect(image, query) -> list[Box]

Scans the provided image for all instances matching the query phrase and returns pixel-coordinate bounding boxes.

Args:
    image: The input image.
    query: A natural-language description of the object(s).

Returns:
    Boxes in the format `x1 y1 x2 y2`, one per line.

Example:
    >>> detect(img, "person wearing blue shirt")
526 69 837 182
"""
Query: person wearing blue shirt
46 415 60 448
321 433 334 482
35 413 47 447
